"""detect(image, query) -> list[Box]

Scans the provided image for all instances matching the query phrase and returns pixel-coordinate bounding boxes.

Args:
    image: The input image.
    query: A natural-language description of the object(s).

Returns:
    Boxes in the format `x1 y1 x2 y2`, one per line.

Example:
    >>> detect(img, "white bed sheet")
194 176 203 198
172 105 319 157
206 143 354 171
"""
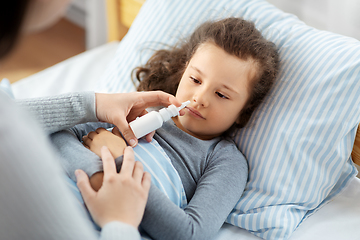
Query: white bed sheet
12 42 360 240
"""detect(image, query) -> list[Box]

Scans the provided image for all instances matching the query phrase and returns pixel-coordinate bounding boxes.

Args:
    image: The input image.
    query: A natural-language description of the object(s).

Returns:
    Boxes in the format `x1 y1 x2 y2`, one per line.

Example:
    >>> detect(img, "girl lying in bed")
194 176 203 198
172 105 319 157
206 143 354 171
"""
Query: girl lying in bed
51 17 279 240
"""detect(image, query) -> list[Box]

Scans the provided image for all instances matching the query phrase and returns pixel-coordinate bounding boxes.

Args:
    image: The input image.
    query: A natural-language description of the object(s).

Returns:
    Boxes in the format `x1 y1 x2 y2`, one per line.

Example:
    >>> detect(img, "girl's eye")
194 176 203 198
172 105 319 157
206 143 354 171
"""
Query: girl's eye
190 76 201 84
216 92 229 99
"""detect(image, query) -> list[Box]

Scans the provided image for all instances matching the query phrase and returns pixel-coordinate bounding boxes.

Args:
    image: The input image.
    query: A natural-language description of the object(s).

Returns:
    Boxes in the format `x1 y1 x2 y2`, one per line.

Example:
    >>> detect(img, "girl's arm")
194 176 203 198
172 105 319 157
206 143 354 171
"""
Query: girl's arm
51 124 126 190
50 126 105 182
140 142 248 240
83 130 248 240
55 126 127 191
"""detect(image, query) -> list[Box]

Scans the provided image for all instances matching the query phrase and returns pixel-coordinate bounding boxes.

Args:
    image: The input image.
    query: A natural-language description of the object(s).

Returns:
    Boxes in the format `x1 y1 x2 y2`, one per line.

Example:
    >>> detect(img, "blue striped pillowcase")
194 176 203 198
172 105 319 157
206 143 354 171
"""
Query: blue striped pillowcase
96 0 360 239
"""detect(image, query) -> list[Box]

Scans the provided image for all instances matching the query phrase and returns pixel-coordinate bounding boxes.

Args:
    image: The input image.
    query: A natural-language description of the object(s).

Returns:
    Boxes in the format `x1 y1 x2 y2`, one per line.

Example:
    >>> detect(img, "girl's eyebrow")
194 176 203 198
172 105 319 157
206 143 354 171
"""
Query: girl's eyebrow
190 65 206 77
221 84 238 94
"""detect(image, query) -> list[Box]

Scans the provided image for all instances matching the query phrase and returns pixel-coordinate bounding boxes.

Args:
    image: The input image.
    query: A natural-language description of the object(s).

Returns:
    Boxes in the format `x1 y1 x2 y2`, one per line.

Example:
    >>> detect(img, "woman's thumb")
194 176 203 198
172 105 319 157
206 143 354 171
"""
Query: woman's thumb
116 121 138 147
75 169 95 203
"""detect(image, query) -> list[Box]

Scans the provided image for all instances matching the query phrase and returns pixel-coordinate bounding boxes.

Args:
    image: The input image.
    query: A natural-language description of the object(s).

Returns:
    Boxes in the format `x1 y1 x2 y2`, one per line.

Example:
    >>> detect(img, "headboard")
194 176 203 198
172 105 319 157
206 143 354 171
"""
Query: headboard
104 0 360 167
106 0 145 41
353 126 360 165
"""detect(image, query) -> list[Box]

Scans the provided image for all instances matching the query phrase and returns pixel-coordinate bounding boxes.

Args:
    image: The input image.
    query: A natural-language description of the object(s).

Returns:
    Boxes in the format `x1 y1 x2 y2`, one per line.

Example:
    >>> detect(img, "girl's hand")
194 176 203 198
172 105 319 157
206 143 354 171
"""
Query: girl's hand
75 146 151 228
95 91 183 147
82 127 126 159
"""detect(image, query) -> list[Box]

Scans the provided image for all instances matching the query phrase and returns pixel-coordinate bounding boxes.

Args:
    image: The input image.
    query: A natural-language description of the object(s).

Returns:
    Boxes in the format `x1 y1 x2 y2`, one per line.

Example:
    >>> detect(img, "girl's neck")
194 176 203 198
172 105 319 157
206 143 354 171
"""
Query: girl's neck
172 117 221 140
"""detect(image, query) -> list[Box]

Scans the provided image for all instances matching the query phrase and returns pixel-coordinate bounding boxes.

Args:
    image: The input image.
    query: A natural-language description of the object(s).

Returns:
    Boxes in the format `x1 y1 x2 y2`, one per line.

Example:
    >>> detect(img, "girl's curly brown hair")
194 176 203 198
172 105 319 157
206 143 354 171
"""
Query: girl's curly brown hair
134 17 279 129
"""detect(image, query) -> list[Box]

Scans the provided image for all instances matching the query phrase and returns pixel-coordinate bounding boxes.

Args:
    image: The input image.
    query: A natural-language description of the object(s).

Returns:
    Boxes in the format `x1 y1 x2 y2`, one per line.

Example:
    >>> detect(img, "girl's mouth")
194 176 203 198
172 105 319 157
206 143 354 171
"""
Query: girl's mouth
185 106 205 119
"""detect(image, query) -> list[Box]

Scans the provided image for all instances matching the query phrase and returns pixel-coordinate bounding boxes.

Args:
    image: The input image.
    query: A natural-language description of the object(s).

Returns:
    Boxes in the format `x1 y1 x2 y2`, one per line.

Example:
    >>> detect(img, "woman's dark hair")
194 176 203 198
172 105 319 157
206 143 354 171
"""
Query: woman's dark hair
135 17 279 129
0 0 30 59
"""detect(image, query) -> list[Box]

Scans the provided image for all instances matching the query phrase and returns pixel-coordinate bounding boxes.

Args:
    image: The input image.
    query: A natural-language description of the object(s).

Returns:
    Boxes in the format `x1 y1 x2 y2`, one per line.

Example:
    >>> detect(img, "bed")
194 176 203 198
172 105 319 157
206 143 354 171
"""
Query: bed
10 0 360 239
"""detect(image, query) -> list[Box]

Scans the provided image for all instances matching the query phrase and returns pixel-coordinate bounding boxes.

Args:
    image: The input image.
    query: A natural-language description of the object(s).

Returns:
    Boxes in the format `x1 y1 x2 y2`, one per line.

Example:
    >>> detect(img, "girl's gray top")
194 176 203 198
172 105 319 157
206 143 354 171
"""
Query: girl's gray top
51 93 249 240
0 91 140 240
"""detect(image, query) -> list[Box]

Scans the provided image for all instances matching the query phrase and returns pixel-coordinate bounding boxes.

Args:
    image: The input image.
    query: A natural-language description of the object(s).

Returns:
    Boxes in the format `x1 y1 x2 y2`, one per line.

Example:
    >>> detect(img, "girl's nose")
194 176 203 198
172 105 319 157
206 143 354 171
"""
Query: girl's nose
193 89 209 107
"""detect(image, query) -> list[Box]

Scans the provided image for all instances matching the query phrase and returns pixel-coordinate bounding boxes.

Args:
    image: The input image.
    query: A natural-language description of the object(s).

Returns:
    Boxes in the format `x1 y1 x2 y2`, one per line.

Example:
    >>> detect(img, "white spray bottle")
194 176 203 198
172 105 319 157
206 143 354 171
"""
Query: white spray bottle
129 100 190 139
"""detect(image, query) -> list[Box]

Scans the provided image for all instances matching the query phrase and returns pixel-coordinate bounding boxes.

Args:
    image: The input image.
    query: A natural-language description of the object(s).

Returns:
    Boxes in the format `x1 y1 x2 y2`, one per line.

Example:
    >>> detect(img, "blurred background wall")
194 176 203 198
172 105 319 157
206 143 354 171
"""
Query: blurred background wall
66 0 108 49
67 0 360 50
267 0 360 40
2 0 359 83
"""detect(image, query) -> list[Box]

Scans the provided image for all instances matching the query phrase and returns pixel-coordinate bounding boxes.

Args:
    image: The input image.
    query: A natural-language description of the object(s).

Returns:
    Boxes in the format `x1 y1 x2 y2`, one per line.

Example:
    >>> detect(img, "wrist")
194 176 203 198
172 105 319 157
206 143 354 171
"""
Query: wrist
85 91 98 122
101 221 141 237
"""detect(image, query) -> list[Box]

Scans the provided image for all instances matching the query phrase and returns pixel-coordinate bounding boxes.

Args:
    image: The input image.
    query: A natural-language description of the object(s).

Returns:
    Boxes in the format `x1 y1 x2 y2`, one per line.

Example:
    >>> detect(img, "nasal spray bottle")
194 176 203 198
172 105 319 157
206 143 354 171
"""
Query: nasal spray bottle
129 100 190 139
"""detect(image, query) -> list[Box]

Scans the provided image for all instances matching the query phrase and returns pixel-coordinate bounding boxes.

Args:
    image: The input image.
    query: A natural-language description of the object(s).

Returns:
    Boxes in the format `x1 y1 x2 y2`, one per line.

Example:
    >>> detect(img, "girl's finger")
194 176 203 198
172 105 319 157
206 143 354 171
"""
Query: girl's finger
82 136 91 146
119 146 136 177
87 131 96 140
100 146 117 176
95 128 107 134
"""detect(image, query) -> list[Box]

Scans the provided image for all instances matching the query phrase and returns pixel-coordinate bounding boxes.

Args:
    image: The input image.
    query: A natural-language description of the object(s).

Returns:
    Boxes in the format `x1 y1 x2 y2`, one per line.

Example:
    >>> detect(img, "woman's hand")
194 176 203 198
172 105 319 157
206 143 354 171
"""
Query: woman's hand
95 91 183 147
75 146 151 229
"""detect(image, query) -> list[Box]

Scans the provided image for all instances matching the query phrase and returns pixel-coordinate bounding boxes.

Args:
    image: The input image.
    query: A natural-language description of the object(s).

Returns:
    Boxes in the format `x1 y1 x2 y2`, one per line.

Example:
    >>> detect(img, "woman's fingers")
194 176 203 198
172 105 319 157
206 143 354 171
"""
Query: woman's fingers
95 91 182 147
132 161 145 183
75 169 96 204
138 91 182 108
142 172 151 192
80 144 151 228
100 146 117 176
118 123 137 147
119 146 136 177
102 144 148 188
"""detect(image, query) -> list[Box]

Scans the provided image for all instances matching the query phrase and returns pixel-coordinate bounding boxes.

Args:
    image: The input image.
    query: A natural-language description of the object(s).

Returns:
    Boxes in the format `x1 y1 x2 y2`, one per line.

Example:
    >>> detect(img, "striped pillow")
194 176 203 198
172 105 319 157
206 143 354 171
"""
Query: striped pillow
96 0 360 239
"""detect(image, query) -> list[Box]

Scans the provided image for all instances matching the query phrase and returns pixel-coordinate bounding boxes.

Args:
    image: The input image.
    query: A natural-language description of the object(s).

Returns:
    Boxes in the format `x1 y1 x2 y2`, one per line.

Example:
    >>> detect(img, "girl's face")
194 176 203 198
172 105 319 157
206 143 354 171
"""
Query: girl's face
174 42 257 140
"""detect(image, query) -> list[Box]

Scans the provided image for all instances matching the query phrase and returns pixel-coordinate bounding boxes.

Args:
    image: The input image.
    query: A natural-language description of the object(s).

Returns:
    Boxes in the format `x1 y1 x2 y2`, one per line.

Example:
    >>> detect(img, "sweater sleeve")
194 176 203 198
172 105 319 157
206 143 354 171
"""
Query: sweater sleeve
51 129 104 181
50 122 125 181
0 91 140 240
50 122 113 181
16 91 98 134
100 222 141 240
140 140 248 240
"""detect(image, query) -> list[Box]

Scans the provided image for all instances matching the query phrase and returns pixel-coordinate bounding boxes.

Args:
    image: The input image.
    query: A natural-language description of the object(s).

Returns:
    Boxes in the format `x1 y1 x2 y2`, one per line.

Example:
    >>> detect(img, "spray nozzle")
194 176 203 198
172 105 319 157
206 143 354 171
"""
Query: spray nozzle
160 100 191 119
177 100 190 112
